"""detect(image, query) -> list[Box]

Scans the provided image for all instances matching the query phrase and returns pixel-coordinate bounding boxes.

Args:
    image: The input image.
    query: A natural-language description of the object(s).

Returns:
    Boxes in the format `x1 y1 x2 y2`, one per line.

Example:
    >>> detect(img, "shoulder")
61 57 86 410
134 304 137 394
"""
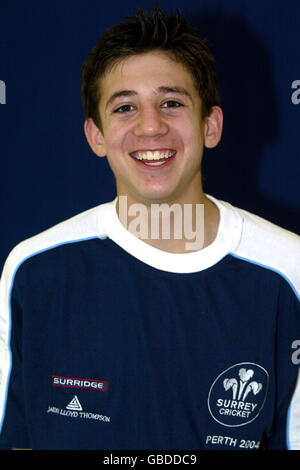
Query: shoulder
227 202 300 296
0 202 110 289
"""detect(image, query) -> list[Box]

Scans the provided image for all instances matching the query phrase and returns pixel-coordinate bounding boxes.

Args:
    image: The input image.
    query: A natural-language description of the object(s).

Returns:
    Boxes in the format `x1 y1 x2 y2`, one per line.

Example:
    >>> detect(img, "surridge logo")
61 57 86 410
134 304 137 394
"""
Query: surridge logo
52 375 109 391
208 362 269 427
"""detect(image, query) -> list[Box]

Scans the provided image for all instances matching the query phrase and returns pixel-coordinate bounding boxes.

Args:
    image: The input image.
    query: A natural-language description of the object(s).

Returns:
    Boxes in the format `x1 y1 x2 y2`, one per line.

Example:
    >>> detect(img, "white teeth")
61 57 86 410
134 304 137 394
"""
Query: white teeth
144 161 167 166
132 150 175 160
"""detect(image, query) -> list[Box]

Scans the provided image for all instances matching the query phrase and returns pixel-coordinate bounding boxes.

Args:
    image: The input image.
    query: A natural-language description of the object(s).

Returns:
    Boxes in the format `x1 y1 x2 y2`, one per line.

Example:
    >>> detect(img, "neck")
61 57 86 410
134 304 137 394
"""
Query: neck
116 193 220 254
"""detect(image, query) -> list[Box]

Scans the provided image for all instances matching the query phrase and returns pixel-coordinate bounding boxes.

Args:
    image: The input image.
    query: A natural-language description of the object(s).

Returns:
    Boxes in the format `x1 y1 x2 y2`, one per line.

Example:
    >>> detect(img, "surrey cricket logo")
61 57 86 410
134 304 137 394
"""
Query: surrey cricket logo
208 362 269 427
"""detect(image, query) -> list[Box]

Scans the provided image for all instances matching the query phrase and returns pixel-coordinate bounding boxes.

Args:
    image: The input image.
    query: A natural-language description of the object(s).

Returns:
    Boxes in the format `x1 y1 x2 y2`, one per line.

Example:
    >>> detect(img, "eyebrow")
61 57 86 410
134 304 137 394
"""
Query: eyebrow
105 86 192 110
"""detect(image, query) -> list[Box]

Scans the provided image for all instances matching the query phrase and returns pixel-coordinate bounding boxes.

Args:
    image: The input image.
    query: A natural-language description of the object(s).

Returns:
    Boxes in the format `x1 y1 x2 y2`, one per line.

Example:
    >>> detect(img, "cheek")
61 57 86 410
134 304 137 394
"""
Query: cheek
103 123 126 152
175 112 201 138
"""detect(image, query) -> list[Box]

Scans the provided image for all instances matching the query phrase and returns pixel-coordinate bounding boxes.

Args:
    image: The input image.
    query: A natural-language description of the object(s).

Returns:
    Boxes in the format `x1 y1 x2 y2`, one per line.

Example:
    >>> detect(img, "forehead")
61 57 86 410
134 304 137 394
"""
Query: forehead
99 50 198 101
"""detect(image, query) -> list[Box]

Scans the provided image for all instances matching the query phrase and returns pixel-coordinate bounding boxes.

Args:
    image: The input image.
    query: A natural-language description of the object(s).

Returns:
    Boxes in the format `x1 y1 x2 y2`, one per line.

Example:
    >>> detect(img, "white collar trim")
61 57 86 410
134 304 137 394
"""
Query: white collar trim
97 194 243 273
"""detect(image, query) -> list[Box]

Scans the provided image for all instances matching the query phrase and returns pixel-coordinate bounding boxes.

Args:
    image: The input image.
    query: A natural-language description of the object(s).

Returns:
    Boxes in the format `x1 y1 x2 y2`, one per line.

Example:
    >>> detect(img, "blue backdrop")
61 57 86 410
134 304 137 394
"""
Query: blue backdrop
1 0 299 270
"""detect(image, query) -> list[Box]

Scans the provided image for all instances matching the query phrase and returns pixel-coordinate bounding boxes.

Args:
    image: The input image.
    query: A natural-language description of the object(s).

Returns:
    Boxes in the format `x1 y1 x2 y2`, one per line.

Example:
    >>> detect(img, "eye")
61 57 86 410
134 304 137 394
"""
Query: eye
113 104 135 113
161 100 183 108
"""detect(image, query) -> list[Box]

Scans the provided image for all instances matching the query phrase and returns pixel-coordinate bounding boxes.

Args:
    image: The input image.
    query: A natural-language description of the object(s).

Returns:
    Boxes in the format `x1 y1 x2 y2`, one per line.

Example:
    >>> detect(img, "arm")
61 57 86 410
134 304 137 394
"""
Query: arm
265 280 300 450
0 260 31 449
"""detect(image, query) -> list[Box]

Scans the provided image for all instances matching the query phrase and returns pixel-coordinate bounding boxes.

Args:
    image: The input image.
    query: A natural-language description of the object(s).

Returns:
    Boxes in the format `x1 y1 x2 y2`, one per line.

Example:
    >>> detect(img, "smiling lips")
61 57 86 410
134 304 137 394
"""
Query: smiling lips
129 149 176 166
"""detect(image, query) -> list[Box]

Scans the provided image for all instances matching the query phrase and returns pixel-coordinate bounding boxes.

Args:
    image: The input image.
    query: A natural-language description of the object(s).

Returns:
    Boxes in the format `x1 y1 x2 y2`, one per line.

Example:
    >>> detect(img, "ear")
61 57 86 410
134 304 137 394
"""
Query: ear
84 118 107 157
203 106 223 149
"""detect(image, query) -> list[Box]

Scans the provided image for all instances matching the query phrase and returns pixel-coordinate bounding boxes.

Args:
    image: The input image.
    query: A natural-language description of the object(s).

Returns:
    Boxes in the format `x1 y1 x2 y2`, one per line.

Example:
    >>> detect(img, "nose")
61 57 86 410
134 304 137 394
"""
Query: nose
133 105 168 137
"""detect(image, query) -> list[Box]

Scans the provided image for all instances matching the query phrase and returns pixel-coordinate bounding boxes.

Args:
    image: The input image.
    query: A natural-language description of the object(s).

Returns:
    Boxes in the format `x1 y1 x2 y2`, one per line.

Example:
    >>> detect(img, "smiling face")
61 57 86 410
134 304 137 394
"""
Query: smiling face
84 50 223 207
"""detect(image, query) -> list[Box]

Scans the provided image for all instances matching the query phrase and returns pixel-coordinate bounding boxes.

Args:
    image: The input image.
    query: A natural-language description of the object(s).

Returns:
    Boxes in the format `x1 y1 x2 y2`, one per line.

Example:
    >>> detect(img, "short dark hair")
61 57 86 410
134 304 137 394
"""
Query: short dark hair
81 6 221 131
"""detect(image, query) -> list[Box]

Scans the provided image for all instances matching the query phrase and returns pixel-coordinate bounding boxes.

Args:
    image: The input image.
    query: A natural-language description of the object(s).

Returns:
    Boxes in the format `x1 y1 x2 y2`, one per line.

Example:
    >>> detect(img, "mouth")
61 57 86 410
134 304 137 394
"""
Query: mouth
129 149 176 166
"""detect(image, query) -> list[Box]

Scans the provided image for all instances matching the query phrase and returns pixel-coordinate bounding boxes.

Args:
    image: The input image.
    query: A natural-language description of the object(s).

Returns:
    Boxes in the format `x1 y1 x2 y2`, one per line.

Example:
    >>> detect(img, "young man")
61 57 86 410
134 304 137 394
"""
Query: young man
0 7 299 450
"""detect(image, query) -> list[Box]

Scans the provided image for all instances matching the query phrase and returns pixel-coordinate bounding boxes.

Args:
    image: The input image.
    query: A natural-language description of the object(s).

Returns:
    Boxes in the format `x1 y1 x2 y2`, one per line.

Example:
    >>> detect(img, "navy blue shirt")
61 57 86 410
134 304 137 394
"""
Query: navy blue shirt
0 195 299 449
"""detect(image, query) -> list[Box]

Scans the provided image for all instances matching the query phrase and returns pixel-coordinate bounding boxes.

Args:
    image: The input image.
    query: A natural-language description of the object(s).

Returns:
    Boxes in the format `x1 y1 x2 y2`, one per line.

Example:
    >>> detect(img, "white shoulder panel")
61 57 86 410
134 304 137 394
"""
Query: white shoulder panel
1 204 103 286
232 206 300 297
